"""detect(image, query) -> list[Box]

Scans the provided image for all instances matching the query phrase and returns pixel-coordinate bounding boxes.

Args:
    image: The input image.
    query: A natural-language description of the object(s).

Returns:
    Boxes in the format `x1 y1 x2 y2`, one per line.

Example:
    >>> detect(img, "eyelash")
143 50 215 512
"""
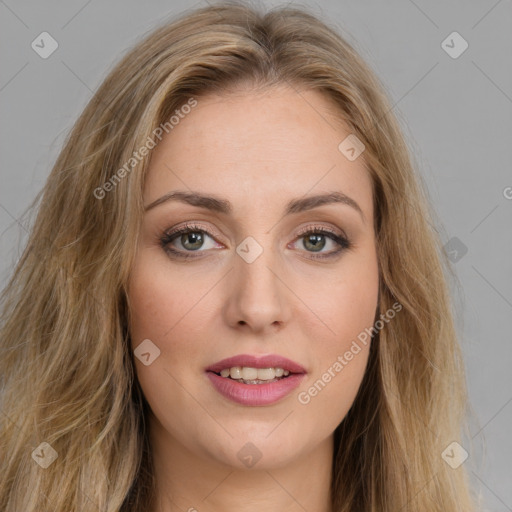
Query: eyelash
159 222 351 261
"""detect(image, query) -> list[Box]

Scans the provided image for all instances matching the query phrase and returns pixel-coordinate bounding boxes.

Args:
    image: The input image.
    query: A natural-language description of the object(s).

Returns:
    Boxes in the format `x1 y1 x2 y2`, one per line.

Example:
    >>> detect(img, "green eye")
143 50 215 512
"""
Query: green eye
160 224 350 260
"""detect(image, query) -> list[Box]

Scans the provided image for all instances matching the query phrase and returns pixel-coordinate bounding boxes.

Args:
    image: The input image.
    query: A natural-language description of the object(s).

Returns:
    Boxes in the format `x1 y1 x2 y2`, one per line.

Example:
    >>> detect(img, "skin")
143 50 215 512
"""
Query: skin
127 84 380 512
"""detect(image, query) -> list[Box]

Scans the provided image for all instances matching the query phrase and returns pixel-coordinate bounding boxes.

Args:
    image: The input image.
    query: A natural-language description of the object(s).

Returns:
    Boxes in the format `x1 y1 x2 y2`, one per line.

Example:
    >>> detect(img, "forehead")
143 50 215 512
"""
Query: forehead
144 85 373 219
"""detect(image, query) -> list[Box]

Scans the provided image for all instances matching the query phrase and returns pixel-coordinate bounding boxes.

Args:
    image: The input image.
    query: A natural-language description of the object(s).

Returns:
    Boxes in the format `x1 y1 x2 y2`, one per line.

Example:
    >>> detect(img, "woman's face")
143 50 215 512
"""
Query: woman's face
127 85 379 470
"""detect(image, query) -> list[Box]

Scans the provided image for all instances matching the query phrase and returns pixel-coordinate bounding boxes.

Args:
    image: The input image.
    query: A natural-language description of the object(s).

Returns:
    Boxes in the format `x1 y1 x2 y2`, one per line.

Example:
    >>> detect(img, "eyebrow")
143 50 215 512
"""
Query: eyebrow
144 190 365 222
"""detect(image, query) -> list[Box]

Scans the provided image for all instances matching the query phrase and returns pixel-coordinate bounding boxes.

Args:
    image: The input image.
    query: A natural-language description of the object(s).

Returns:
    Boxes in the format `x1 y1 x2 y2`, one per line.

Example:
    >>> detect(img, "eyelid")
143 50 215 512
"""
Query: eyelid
165 221 346 241
164 221 223 241
295 223 344 238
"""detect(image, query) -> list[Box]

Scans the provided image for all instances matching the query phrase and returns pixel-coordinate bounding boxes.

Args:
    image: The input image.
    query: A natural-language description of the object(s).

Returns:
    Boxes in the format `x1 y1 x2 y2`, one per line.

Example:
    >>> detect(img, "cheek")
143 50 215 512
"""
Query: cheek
332 274 379 347
296 282 377 429
127 251 206 344
297 247 378 407
127 251 215 388
126 256 202 428
304 246 379 353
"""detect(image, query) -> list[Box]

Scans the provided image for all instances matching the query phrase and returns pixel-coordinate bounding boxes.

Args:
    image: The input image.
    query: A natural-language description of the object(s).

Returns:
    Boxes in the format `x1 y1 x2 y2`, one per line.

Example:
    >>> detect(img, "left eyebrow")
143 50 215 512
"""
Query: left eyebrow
285 191 365 222
144 190 365 223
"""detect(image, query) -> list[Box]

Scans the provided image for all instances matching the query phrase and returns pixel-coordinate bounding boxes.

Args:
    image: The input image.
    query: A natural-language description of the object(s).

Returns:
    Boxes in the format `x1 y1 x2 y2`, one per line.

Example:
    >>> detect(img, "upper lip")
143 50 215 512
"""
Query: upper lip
206 354 307 374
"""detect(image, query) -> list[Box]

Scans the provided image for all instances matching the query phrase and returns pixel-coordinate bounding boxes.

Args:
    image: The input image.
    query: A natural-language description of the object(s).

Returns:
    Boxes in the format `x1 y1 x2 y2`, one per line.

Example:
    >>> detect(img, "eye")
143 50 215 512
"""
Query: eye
160 222 221 259
290 225 351 260
160 222 351 260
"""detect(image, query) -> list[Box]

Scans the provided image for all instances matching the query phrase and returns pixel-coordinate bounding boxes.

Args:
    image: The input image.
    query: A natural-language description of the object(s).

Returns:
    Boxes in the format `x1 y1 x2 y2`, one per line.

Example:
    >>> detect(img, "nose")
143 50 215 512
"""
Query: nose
222 242 292 334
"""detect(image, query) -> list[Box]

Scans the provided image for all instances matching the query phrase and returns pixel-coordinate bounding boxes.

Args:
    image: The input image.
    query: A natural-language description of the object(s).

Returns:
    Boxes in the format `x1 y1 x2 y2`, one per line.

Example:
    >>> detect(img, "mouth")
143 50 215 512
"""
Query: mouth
205 354 307 406
211 366 294 385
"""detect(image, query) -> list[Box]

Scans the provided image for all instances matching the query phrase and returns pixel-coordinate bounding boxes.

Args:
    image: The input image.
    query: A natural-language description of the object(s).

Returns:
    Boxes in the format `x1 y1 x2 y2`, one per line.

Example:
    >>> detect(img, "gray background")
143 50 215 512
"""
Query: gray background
1 0 511 509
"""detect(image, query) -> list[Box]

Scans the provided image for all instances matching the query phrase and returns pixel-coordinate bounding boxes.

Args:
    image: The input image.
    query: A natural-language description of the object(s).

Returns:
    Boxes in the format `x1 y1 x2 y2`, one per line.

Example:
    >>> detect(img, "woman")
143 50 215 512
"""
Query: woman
0 2 477 510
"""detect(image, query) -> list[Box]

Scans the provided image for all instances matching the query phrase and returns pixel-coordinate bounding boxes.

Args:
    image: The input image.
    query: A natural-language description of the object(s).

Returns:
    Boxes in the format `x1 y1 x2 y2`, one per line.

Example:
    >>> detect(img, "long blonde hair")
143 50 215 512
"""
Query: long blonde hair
0 1 477 510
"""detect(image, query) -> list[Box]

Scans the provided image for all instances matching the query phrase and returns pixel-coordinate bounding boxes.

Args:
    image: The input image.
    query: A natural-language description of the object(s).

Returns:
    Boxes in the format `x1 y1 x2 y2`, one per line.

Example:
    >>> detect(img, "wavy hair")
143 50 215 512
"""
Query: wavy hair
0 1 477 510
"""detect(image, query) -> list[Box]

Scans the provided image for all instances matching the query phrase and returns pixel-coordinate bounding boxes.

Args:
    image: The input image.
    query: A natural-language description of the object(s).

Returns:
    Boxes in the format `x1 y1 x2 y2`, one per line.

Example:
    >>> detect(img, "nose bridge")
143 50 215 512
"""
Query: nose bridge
225 233 290 330
235 233 281 296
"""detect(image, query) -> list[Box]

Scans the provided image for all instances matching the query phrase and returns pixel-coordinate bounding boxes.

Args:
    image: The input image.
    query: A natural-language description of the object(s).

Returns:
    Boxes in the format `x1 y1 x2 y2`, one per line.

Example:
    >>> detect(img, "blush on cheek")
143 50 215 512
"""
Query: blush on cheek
323 294 378 352
128 261 182 339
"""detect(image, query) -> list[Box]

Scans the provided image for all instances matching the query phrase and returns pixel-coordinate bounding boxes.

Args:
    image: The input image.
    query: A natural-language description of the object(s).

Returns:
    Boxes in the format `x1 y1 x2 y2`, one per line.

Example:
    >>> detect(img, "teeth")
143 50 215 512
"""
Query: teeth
241 367 258 380
219 366 290 381
230 367 243 379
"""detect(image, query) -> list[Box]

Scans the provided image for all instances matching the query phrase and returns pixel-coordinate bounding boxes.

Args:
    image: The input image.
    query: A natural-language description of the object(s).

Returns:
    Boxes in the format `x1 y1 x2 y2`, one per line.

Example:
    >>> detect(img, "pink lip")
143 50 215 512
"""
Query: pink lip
206 372 306 406
205 353 307 406
205 353 306 374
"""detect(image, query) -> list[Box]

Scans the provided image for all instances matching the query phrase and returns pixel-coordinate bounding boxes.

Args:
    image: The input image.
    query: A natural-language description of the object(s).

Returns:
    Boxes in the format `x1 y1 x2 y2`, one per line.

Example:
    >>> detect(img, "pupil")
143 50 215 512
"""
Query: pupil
304 234 325 252
182 232 203 250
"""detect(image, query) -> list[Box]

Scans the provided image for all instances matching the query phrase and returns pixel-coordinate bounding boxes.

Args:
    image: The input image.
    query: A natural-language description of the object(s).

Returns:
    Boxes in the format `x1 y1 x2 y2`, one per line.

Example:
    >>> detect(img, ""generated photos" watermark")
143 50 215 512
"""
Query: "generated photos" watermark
93 97 197 199
298 301 402 405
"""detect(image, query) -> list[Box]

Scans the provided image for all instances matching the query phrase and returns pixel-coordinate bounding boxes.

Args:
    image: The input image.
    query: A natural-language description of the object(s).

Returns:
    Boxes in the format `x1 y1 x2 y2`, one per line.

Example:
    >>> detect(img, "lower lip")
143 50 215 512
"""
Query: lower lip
206 371 306 406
